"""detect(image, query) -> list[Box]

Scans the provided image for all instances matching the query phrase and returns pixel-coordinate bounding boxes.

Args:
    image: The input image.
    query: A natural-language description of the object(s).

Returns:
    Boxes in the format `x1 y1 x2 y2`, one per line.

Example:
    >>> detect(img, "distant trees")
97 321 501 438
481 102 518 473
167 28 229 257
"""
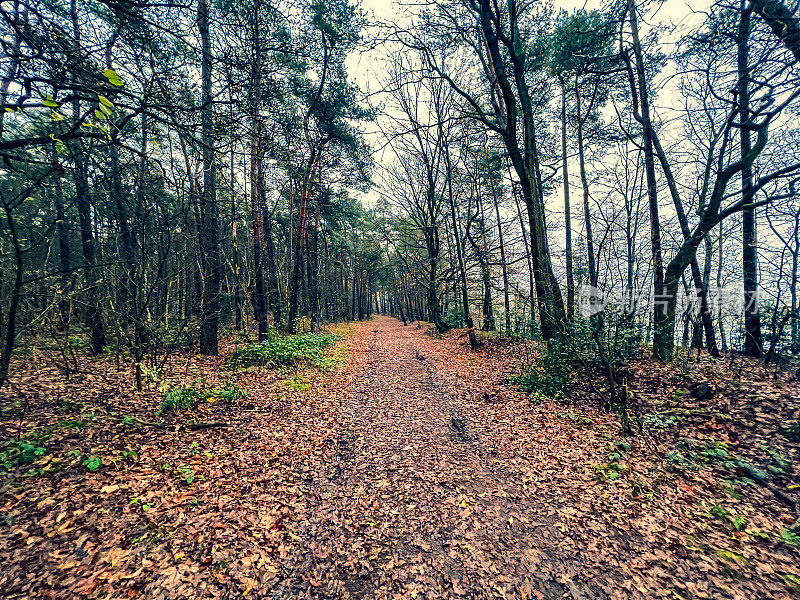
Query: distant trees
2 0 800 390
0 0 374 388
382 0 800 365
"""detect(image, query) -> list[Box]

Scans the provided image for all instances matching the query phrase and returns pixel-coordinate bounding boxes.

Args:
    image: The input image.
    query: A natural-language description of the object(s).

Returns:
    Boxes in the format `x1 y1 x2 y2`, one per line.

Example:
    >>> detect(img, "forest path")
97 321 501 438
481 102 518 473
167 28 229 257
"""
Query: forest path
289 317 598 600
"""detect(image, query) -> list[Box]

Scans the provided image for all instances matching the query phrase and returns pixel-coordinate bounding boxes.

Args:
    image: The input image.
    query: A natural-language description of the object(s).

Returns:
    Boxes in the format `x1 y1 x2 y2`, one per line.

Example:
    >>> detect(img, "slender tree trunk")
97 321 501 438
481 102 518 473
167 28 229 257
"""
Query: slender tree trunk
561 80 575 320
512 180 536 335
490 176 511 333
52 145 72 330
718 222 728 352
287 153 314 333
106 38 136 323
231 145 242 331
445 140 478 347
0 200 23 388
575 75 597 287
471 177 494 332
71 0 106 355
250 137 268 339
791 208 799 352
309 204 321 331
197 0 219 355
264 206 282 326
740 3 763 357
627 0 667 359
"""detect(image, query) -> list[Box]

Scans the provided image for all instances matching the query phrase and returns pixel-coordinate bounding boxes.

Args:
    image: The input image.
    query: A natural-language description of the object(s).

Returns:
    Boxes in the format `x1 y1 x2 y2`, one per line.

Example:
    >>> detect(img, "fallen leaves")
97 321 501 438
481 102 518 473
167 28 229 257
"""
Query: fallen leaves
1 318 798 599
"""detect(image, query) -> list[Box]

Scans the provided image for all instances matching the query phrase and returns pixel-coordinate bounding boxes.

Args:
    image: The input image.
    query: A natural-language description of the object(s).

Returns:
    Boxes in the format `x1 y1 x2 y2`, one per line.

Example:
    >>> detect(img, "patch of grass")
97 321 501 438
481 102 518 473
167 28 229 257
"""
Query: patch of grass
778 528 800 546
175 465 201 485
224 330 338 370
318 344 349 371
557 412 593 427
782 573 800 589
704 502 747 530
595 441 631 482
642 411 684 428
158 381 208 416
285 374 312 391
58 416 93 429
216 382 246 403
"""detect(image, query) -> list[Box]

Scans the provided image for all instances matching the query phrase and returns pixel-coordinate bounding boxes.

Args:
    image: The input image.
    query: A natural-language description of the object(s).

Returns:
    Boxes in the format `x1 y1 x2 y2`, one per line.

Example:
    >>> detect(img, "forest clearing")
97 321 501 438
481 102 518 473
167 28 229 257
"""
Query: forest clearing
2 0 800 597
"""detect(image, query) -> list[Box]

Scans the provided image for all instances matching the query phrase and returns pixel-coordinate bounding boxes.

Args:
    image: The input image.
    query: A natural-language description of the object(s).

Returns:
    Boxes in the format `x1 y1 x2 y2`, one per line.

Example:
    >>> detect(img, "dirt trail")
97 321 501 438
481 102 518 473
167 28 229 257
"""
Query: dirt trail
291 317 598 600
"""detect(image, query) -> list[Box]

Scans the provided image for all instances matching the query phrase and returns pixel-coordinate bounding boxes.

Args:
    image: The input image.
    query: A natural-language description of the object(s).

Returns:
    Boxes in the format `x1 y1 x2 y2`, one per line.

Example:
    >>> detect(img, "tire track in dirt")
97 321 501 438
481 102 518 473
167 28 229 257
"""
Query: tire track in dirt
291 317 602 600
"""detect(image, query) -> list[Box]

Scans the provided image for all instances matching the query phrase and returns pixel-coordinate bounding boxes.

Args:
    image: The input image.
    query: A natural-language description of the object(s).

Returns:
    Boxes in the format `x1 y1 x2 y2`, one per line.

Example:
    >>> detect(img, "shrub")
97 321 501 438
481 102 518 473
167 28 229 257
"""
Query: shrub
224 330 337 370
156 380 247 415
158 383 207 415
506 337 576 399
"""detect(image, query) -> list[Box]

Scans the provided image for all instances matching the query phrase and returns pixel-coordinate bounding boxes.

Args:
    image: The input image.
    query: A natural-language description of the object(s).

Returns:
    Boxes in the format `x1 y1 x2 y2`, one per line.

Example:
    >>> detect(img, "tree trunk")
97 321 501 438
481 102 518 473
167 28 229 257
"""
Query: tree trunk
512 180 536 335
740 3 763 357
490 174 511 333
478 0 566 339
791 207 799 352
52 145 72 330
287 151 314 333
70 0 106 355
445 139 478 348
561 81 575 321
309 204 321 331
627 0 667 359
575 75 597 287
197 0 219 355
231 146 242 331
750 0 800 66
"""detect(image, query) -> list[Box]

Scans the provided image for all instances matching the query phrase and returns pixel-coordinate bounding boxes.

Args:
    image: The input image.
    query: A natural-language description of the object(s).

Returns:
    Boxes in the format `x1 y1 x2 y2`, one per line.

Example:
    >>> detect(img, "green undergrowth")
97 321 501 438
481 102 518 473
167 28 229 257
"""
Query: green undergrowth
1 438 47 470
506 338 575 402
157 380 246 416
224 330 338 371
665 437 790 485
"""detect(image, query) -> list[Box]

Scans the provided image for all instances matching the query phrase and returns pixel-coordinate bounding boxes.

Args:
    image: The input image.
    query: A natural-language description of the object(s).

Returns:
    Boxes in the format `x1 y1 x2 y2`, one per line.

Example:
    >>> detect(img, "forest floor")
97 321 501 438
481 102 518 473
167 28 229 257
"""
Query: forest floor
1 316 799 599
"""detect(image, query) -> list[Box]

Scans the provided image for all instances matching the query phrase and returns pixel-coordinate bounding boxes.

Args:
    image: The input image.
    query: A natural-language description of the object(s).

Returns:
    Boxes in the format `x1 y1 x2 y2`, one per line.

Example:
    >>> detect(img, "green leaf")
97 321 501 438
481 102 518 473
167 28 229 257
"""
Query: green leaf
103 69 124 86
82 455 102 472
779 529 800 546
94 108 107 121
43 94 59 108
731 516 748 531
54 139 66 155
98 95 114 108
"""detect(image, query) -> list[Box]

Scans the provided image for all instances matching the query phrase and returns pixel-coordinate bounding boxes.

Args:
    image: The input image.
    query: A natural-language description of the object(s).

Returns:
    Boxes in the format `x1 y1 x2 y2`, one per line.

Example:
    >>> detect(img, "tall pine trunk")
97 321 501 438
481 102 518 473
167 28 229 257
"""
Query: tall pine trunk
197 0 219 355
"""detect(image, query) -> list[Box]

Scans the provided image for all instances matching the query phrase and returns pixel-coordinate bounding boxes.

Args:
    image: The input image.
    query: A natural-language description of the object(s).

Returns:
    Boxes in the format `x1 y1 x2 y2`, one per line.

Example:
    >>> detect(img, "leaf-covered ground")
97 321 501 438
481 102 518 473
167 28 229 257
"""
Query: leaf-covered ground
1 317 799 599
